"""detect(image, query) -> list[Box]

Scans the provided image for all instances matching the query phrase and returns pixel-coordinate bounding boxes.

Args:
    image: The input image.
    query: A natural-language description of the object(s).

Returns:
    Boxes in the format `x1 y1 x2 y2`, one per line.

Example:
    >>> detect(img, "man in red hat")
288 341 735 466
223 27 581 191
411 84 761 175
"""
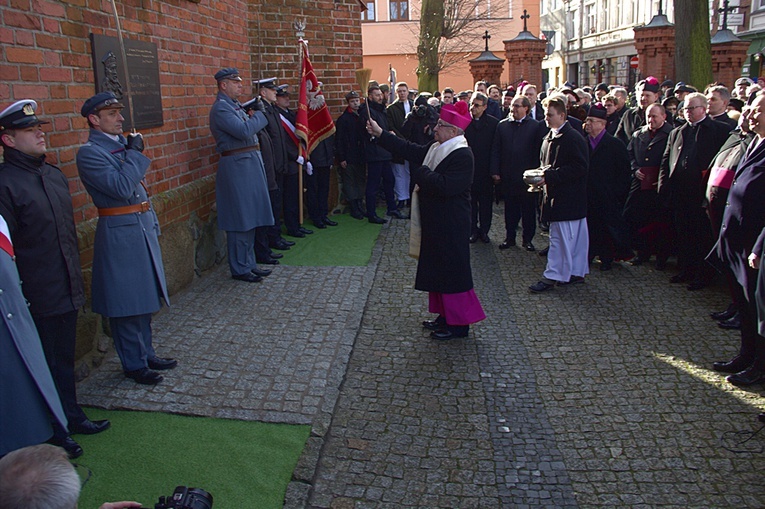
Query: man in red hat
366 102 486 340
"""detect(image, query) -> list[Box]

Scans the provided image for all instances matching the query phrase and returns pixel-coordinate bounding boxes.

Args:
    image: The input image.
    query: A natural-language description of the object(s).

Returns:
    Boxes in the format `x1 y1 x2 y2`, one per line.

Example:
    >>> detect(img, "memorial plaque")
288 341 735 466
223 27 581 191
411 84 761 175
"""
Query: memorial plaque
89 34 164 131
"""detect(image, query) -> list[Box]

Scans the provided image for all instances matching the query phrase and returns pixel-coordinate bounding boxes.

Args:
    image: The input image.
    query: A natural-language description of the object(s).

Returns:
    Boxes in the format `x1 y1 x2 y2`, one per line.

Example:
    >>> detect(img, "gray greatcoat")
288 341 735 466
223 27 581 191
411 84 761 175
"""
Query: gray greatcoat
209 92 273 232
0 234 67 456
76 130 169 317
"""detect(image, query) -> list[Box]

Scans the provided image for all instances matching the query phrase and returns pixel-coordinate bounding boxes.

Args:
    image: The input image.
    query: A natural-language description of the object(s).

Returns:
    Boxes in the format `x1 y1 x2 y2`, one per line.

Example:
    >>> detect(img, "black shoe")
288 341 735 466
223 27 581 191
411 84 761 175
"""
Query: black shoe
718 312 742 330
558 275 585 286
232 272 263 283
252 267 272 277
529 280 555 293
524 242 536 252
269 251 283 259
538 247 549 257
727 366 765 387
270 240 292 250
313 219 327 229
368 215 387 224
422 316 446 330
257 257 280 265
350 210 365 220
711 304 737 321
299 227 314 234
430 326 468 340
387 210 406 219
499 239 515 250
148 357 178 370
69 419 111 435
600 261 612 271
479 232 490 243
48 436 83 459
323 217 338 226
670 271 692 284
713 356 752 374
124 368 163 385
469 233 479 244
286 230 305 238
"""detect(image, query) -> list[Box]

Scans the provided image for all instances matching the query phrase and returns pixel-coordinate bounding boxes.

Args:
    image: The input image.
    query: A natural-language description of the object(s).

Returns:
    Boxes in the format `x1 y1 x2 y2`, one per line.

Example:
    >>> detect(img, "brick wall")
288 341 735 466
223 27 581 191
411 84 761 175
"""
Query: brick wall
1 0 363 228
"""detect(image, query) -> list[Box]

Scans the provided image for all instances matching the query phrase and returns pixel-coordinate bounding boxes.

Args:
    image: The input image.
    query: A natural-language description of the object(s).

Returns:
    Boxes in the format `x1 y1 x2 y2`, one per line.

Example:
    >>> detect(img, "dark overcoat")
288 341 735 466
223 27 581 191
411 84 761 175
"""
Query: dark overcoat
377 131 475 294
209 92 274 231
335 107 365 165
539 121 590 223
0 148 85 317
76 130 169 317
490 116 546 196
0 230 67 456
358 101 393 163
623 121 673 226
756 226 765 336
615 106 646 145
709 137 765 293
586 131 632 255
465 113 499 197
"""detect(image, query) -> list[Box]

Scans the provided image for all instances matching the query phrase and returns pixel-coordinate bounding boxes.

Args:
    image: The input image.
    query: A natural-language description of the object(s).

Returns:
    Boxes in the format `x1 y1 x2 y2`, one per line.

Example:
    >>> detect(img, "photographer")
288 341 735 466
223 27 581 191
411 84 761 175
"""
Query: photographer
0 444 141 509
400 93 438 145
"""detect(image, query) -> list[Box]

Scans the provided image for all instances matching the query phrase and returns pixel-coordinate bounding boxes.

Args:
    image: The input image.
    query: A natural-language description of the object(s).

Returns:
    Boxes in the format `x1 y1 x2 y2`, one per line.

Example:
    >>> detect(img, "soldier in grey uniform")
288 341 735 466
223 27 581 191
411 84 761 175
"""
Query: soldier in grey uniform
209 68 274 283
0 214 70 458
76 92 177 385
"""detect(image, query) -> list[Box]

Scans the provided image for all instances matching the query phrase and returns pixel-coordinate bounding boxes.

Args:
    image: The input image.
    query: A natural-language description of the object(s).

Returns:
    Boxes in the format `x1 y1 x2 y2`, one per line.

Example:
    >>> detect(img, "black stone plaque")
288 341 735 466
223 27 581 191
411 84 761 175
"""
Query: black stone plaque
89 33 163 131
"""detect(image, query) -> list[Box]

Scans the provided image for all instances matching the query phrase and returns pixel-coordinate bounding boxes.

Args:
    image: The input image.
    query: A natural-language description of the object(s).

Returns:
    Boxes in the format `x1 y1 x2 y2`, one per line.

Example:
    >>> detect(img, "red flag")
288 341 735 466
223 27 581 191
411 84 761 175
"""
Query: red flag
357 0 368 11
296 40 336 157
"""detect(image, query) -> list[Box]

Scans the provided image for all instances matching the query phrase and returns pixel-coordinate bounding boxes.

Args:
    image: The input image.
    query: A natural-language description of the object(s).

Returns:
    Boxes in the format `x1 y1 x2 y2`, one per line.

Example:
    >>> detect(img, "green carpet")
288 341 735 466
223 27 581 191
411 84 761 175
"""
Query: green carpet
74 408 310 509
278 210 384 266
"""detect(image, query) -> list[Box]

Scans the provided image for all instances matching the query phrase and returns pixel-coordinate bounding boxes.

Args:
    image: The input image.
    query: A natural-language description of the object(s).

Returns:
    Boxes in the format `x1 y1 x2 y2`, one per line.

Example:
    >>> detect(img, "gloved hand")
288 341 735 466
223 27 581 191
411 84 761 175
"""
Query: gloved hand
296 155 305 165
254 97 266 113
306 162 313 176
126 132 144 152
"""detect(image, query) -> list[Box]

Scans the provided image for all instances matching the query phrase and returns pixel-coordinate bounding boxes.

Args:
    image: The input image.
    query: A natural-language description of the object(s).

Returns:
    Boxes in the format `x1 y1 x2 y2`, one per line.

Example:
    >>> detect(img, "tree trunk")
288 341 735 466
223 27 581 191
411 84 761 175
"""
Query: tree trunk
417 0 444 92
674 0 713 89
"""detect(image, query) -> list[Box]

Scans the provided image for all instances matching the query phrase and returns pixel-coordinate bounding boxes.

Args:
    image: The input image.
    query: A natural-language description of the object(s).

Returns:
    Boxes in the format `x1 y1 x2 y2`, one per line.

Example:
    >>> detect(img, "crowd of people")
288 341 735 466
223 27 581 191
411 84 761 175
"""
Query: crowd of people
2 66 765 500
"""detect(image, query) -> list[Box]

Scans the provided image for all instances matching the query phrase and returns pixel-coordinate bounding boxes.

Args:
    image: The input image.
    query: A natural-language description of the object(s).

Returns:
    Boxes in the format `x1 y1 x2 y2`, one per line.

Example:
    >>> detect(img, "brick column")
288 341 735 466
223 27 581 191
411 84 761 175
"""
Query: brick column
468 51 505 86
503 31 546 87
711 30 751 87
633 14 675 81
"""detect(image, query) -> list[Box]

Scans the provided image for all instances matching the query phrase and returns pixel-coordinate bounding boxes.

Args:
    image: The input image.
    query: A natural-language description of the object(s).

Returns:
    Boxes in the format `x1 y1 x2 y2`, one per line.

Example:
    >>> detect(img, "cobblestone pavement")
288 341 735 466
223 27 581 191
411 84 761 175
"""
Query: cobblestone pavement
79 207 765 508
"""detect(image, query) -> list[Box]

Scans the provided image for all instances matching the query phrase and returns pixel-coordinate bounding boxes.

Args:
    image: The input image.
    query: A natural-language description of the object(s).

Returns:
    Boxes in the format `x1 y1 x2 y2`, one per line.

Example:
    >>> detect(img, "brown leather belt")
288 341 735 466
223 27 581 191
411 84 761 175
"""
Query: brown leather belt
222 145 259 157
98 201 151 216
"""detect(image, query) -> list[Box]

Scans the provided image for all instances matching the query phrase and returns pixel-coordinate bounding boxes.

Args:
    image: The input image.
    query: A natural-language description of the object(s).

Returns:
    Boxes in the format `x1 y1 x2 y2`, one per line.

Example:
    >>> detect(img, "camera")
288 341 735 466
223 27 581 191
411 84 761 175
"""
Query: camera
151 486 213 509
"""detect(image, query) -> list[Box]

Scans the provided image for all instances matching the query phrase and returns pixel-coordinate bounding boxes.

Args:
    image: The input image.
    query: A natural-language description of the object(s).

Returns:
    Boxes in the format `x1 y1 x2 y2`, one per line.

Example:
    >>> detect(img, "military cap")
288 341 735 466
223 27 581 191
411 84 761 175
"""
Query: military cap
255 77 278 90
0 100 49 131
345 90 360 101
379 83 390 93
80 92 124 118
214 68 242 82
368 80 380 88
735 77 754 87
586 103 608 121
276 85 290 97
457 90 470 99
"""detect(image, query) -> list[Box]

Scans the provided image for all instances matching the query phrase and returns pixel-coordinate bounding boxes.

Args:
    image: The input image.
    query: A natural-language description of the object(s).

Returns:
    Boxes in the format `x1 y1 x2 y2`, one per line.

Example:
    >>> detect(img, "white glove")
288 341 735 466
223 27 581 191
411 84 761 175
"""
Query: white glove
306 162 313 175
296 155 305 165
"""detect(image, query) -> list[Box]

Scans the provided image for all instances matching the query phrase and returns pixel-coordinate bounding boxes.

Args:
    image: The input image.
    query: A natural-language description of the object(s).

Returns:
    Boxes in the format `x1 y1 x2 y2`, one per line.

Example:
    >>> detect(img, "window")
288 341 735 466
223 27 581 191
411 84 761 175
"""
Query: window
585 3 596 34
361 1 375 21
389 0 409 20
600 0 608 31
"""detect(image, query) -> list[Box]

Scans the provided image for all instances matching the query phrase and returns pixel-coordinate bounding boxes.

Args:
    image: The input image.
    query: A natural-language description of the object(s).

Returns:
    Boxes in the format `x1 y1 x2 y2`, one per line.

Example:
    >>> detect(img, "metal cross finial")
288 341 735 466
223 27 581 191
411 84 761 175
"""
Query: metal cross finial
482 30 491 52
718 0 733 31
521 9 530 32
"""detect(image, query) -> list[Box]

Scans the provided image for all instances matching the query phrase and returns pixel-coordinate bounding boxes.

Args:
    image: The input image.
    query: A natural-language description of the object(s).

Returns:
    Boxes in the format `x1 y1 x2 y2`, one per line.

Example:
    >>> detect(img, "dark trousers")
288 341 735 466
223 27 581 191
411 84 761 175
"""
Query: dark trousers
306 165 331 222
266 187 283 245
33 310 87 427
365 161 397 217
673 203 714 279
110 313 156 372
281 172 300 232
254 227 271 261
731 276 765 366
504 192 538 243
470 191 493 235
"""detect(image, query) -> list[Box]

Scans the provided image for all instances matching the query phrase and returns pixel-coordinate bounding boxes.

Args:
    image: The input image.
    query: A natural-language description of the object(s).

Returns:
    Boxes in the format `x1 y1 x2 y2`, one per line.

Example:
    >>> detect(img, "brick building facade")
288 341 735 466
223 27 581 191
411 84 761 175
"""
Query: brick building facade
1 0 363 360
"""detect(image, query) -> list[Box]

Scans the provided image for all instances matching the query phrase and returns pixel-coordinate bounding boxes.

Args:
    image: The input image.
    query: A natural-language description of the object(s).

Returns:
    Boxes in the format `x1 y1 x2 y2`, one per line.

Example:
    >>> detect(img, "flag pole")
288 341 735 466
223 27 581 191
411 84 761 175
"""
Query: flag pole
298 38 305 225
